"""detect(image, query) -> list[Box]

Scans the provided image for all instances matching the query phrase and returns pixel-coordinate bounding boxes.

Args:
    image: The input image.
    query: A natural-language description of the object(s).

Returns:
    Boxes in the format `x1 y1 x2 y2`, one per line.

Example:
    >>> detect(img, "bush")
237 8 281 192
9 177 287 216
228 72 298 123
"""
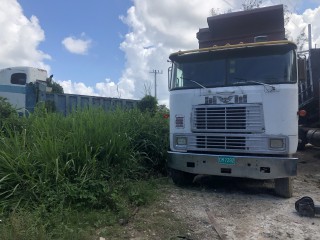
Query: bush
46 76 64 94
130 111 169 174
0 97 15 118
0 97 26 133
137 95 158 114
0 107 168 212
0 99 170 239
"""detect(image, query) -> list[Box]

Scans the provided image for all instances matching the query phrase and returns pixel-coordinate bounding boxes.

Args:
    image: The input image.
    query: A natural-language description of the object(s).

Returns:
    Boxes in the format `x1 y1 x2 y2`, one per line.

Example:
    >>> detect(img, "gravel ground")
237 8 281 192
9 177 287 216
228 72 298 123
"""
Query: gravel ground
164 146 320 240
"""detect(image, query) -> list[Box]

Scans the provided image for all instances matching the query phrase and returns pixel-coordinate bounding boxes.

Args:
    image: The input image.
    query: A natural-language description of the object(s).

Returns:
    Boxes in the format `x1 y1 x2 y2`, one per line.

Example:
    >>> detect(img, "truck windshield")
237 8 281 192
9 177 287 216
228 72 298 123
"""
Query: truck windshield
170 45 296 90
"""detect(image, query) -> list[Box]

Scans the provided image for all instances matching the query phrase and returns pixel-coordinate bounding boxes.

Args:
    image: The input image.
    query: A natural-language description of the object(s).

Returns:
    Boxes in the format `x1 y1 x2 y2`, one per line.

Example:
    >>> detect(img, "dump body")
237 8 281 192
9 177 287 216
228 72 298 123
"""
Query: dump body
197 5 285 48
34 90 137 115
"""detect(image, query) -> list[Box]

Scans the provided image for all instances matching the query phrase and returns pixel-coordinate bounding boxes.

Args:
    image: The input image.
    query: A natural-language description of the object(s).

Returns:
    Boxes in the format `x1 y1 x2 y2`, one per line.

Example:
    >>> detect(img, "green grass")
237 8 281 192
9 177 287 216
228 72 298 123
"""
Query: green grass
97 179 193 240
0 179 193 240
0 104 169 239
0 181 157 240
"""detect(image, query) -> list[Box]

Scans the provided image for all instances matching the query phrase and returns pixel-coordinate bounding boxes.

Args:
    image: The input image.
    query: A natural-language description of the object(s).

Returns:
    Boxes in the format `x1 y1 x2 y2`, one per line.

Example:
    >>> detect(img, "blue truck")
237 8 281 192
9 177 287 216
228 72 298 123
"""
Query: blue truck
0 66 138 115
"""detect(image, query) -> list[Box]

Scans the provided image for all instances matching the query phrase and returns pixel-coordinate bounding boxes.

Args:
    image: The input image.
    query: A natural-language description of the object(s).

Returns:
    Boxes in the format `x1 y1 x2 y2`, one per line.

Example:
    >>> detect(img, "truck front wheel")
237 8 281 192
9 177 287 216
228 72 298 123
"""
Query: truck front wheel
170 169 195 186
275 177 293 198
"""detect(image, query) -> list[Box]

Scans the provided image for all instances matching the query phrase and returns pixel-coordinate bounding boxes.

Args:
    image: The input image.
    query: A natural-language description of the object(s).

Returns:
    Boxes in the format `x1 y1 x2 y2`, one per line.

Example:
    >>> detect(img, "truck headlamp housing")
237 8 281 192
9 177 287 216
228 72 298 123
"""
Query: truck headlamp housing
269 138 285 149
176 136 187 146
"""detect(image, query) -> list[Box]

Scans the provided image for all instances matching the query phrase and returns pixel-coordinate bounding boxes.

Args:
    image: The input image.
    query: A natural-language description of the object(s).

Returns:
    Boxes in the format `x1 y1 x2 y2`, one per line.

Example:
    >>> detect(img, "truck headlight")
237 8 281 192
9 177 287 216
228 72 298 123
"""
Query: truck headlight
269 138 284 149
176 136 187 145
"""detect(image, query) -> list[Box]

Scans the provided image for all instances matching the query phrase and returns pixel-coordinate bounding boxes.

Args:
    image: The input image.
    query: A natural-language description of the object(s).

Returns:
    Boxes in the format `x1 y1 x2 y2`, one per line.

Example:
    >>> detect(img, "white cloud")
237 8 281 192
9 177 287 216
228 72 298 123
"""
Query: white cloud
302 6 320 47
115 0 320 105
53 0 320 104
2 0 319 107
58 80 98 96
56 0 320 107
58 78 131 99
62 34 92 55
284 5 320 51
116 1 222 105
0 0 50 71
95 78 133 99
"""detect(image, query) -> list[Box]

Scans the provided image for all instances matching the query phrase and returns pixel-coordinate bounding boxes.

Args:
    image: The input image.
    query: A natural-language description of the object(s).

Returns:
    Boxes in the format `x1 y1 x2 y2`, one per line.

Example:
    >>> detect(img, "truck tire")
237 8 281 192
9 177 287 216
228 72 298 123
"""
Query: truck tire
274 177 293 198
170 169 195 187
297 128 307 151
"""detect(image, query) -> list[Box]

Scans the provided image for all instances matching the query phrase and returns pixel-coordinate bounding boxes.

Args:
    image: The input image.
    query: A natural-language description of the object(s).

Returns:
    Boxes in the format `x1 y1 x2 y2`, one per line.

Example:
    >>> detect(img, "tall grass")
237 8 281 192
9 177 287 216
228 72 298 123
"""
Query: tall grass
0 105 169 214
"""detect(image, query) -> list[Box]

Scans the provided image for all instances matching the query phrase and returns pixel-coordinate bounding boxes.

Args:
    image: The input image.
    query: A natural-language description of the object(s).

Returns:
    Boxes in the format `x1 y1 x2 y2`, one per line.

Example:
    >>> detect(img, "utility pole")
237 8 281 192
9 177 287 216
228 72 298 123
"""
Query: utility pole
150 69 163 99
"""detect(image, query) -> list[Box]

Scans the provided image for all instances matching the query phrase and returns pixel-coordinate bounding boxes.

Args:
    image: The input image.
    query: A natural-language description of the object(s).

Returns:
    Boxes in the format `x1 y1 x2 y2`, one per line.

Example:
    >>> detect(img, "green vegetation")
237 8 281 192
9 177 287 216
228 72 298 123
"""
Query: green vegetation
137 95 158 114
46 75 64 94
0 97 26 133
0 97 170 239
98 181 191 240
0 97 15 119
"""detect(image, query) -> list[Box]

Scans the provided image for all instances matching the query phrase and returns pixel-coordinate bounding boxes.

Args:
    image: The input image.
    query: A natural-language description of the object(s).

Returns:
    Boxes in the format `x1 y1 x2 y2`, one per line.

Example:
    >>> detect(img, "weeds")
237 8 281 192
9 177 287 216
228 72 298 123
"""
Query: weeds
0 102 169 239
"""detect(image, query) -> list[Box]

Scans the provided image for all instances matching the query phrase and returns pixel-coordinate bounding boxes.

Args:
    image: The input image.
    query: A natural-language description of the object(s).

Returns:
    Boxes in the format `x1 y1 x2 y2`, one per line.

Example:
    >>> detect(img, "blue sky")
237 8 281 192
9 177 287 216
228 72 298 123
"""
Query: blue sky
296 0 320 13
18 0 132 86
1 0 320 104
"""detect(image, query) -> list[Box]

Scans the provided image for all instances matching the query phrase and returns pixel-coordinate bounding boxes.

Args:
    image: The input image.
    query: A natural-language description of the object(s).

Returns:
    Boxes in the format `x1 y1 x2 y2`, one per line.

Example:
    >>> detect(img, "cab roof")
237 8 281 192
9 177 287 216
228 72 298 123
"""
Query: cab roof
169 40 297 61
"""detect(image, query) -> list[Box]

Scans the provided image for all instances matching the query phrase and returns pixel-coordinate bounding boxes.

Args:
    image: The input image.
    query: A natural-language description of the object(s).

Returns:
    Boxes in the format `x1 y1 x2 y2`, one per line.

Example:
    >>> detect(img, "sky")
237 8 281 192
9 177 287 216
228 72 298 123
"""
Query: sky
1 0 320 106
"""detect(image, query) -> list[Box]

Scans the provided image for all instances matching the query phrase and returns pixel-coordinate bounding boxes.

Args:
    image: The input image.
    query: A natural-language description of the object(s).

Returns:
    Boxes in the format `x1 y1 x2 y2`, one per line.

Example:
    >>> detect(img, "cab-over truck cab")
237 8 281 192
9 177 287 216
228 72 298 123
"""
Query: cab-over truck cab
167 5 298 198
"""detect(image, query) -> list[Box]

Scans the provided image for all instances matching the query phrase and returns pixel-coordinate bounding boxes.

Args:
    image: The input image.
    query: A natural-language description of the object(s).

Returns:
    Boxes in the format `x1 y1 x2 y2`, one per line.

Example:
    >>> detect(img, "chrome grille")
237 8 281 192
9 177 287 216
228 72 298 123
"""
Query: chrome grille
196 135 246 150
192 104 264 133
188 134 272 153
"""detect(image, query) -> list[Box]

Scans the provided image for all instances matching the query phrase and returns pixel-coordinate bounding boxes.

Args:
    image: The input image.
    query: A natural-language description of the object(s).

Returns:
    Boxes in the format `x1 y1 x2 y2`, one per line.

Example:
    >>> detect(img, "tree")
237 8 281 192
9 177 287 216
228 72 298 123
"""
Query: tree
210 1 263 17
138 95 158 114
46 75 64 94
210 8 221 16
0 97 25 133
242 0 263 10
296 27 308 51
0 97 15 119
157 104 169 115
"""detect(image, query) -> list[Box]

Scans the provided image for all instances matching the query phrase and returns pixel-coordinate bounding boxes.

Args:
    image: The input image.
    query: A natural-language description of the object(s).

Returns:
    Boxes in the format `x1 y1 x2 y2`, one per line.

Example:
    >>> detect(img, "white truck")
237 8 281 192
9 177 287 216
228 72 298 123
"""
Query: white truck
167 5 299 197
0 66 47 111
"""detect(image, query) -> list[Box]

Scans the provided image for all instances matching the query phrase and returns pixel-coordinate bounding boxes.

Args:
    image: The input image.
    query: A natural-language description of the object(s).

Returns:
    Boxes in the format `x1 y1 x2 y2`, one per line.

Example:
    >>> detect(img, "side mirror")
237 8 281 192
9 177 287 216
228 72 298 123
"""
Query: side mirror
168 65 172 90
298 58 307 82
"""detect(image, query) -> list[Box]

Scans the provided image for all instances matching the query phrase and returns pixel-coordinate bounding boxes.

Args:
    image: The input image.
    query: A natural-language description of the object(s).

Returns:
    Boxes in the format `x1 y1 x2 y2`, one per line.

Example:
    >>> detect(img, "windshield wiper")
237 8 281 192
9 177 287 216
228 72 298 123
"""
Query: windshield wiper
233 80 276 91
180 77 206 89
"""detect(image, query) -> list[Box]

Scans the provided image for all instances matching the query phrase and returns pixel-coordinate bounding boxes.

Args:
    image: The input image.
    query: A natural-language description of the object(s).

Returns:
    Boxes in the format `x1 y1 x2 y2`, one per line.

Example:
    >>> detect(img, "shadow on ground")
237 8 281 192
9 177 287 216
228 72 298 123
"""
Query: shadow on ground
190 175 276 196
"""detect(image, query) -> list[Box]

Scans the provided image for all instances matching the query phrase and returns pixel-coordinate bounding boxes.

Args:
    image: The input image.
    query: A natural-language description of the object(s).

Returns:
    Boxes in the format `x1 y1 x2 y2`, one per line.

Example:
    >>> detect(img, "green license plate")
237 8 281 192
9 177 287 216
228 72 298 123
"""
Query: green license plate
218 156 236 165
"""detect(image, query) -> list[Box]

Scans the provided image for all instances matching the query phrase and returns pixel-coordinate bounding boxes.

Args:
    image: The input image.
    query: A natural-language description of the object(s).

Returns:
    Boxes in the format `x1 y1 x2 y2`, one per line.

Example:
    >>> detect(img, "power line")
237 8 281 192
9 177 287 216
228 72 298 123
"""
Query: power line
150 69 162 99
222 0 234 8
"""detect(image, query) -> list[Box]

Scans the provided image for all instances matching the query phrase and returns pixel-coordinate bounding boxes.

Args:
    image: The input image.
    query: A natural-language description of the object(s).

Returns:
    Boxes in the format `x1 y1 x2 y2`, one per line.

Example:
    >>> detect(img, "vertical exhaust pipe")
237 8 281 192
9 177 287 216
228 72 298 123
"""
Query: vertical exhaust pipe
308 24 312 50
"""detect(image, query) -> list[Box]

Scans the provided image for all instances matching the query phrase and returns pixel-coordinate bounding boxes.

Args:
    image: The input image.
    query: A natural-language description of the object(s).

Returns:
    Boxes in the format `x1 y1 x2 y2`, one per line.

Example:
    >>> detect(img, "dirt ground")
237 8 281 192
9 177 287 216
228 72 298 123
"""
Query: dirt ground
163 146 320 240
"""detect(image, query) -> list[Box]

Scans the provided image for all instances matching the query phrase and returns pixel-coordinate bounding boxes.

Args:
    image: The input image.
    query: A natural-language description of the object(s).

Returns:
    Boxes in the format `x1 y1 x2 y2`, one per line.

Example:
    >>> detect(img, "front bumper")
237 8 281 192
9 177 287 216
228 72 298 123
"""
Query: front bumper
168 151 297 179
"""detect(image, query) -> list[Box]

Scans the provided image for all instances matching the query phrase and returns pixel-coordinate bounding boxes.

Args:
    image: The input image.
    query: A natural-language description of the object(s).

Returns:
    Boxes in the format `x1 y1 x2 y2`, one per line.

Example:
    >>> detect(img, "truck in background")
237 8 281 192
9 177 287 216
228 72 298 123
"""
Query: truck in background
0 67 47 112
297 36 320 149
0 66 138 115
167 5 301 198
